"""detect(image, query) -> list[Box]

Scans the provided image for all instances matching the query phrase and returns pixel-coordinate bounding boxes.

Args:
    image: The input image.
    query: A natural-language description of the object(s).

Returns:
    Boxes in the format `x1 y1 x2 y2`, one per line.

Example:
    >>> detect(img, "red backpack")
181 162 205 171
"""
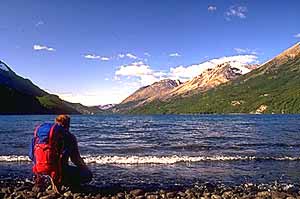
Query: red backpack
29 123 65 184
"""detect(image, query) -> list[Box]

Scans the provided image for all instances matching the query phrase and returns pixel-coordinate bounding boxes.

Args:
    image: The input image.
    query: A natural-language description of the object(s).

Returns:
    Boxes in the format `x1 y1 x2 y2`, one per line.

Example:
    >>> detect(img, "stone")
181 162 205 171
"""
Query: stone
130 189 145 196
185 189 193 195
32 185 42 193
177 191 186 197
136 196 146 199
63 191 73 199
271 191 287 199
166 192 176 198
146 195 159 199
39 195 55 199
1 188 8 194
117 192 125 199
257 191 271 197
37 192 44 198
15 195 25 199
222 191 233 199
8 187 13 194
202 192 210 197
211 194 221 199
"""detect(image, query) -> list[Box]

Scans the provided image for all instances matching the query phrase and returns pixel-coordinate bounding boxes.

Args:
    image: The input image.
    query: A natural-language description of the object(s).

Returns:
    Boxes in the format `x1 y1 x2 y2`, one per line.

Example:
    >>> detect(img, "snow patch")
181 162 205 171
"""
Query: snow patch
229 61 251 74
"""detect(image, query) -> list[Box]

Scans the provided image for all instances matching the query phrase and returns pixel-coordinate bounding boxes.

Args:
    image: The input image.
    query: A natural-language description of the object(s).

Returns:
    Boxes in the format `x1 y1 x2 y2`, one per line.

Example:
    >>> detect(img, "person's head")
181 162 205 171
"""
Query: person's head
55 114 70 131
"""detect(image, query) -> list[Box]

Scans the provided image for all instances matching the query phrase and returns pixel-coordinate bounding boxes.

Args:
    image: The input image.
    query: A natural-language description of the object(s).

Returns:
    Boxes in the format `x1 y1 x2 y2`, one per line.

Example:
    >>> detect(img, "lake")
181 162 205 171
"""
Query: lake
0 114 300 189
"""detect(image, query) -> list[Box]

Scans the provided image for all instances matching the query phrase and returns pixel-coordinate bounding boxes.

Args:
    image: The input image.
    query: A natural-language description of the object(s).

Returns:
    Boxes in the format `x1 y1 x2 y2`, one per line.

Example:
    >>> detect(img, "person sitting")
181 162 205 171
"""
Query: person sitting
29 114 92 190
55 114 93 187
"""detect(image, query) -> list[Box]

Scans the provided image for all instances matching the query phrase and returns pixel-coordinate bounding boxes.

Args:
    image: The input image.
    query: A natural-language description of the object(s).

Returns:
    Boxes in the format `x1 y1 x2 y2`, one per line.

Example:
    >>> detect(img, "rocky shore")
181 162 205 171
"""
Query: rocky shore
1 178 300 199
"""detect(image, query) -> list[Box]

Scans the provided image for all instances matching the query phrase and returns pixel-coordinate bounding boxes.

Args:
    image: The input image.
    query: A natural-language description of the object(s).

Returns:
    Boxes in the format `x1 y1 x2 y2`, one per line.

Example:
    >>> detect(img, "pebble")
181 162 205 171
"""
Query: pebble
211 194 221 199
130 189 145 196
177 191 186 197
1 179 300 199
146 195 159 199
257 191 271 197
166 191 176 198
221 191 233 199
117 192 125 199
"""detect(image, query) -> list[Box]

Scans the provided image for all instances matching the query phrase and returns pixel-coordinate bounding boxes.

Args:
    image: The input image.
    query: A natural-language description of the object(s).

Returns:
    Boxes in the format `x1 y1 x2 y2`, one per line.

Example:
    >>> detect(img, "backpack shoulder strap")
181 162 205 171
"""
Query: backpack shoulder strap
48 124 57 145
34 125 41 138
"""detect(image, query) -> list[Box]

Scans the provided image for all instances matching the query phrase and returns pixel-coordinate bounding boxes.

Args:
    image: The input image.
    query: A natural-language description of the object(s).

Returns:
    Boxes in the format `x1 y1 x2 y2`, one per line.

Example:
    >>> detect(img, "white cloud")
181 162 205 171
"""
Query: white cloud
115 61 152 76
169 55 258 81
169 53 181 57
126 53 138 59
84 54 101 59
101 57 110 61
225 6 247 20
115 55 258 86
115 61 166 85
33 44 55 51
208 6 217 12
84 54 110 61
294 33 300 38
234 48 258 55
117 53 141 60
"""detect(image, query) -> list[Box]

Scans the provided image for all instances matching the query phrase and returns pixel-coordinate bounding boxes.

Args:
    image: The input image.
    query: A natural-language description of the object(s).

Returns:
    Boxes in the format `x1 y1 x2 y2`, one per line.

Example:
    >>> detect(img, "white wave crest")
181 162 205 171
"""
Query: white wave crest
0 155 31 162
1 155 300 164
82 155 256 164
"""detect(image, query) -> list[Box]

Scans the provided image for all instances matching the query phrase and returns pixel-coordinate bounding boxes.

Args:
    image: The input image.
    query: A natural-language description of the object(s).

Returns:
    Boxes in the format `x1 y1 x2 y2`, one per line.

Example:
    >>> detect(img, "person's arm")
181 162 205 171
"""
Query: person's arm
69 133 89 169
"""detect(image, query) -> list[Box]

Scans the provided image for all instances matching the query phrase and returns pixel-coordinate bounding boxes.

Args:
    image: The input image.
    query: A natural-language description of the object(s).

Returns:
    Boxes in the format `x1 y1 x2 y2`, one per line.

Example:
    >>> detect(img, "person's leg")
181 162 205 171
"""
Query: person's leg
62 165 92 186
79 167 93 184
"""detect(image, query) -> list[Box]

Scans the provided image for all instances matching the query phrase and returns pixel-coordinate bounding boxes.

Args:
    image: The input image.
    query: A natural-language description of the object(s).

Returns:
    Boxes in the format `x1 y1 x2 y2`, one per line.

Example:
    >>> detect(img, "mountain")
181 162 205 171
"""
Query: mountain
127 42 300 114
116 61 257 113
161 62 257 99
0 61 46 97
113 79 181 112
0 60 99 114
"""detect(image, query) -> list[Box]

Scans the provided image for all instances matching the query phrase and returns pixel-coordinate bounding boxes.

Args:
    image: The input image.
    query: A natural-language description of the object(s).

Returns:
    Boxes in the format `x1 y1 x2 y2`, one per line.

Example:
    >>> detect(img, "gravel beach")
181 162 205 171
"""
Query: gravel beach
1 178 300 199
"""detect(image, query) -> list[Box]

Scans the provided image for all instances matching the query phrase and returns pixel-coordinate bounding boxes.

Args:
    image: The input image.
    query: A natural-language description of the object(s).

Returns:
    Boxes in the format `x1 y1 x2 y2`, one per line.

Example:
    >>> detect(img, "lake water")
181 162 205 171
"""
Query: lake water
0 114 300 189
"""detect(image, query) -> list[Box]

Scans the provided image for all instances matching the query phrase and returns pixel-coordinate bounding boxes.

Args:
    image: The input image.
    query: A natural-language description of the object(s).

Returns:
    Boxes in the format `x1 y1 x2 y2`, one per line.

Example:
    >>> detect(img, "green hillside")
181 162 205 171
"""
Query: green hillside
0 84 48 114
128 45 300 114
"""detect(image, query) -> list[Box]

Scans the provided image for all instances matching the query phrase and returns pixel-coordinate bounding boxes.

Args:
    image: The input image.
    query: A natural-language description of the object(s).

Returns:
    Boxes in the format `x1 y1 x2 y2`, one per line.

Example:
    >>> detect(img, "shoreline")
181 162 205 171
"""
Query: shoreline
1 178 300 199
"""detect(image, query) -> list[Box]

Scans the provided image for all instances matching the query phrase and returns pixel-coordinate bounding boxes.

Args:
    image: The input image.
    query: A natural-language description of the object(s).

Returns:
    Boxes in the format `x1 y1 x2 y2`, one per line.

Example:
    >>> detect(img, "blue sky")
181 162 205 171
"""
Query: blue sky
1 0 299 105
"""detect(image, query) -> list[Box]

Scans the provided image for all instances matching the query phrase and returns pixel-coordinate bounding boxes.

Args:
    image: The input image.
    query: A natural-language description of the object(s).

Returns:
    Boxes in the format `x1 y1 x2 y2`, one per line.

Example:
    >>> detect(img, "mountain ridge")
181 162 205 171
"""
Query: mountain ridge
0 60 101 114
126 42 300 114
116 61 258 113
